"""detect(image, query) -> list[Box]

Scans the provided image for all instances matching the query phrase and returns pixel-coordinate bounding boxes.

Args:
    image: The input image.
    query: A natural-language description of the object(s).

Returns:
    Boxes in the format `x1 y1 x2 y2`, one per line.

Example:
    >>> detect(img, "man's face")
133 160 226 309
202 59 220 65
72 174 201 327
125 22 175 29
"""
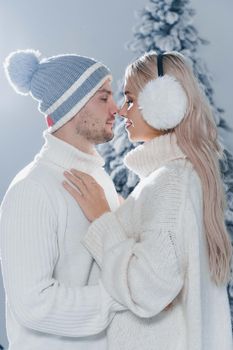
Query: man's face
74 80 118 145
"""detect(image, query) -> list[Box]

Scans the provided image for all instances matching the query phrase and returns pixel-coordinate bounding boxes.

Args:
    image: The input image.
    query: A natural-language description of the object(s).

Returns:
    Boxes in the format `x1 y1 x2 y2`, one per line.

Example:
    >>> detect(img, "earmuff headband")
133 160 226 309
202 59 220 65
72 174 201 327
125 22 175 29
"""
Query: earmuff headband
157 54 164 77
138 52 188 130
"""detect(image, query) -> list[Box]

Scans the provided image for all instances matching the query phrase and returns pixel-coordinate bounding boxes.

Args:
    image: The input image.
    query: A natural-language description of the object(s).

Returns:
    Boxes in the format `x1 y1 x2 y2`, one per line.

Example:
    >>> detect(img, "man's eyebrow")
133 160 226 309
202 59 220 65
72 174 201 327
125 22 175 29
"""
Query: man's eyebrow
124 90 132 95
97 88 112 95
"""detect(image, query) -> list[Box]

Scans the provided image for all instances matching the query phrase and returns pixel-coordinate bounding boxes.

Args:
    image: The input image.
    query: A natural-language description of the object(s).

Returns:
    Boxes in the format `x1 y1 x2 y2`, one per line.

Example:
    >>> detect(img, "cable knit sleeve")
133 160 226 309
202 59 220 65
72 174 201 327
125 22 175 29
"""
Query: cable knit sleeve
0 179 126 337
81 167 189 318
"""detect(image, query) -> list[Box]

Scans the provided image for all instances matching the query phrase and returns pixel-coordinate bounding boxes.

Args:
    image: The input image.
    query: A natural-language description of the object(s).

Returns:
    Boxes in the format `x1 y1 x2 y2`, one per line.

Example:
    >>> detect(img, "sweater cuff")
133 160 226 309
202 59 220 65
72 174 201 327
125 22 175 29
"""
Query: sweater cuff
81 212 127 267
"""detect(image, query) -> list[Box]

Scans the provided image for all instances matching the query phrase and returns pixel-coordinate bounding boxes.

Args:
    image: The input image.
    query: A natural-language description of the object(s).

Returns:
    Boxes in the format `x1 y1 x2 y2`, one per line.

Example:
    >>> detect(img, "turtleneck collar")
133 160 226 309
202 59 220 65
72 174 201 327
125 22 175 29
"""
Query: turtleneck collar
35 130 105 172
124 132 187 179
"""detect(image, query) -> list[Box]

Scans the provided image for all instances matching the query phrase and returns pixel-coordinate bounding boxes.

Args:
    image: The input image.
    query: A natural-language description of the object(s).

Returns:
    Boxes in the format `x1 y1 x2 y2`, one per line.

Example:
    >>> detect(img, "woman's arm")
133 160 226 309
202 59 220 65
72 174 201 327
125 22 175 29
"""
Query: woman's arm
80 171 189 318
81 210 184 318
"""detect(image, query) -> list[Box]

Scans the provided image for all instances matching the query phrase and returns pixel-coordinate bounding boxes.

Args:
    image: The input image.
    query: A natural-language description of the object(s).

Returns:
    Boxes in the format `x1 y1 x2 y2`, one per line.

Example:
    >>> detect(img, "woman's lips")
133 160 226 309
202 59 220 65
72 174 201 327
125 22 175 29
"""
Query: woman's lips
125 119 133 128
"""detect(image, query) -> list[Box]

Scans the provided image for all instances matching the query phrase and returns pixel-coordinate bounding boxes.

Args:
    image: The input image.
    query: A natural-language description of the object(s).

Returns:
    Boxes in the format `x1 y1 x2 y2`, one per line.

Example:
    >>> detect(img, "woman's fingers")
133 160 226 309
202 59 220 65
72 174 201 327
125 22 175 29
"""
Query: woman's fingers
63 171 87 196
62 169 110 222
62 180 83 201
70 169 98 187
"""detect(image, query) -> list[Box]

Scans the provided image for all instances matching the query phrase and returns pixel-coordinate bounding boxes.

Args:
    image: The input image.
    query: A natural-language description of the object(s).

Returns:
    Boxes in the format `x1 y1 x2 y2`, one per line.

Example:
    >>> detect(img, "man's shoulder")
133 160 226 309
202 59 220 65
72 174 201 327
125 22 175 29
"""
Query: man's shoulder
3 159 60 209
1 163 61 224
9 158 57 191
9 161 38 189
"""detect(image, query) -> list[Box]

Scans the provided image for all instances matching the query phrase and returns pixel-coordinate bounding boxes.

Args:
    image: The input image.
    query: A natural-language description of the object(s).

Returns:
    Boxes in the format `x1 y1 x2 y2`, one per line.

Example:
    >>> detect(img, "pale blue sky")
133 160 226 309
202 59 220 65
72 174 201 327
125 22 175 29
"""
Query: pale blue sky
0 0 233 346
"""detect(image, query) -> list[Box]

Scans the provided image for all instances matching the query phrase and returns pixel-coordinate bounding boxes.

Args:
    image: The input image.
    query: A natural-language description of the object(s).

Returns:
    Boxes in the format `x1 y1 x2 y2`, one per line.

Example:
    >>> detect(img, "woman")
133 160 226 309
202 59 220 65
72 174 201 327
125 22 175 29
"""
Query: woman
63 51 233 349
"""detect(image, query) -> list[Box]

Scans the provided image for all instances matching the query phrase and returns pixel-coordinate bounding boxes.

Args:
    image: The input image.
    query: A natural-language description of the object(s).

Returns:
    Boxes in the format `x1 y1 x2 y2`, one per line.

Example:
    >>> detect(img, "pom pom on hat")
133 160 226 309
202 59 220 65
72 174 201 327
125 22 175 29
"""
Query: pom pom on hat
4 49 41 95
138 74 188 130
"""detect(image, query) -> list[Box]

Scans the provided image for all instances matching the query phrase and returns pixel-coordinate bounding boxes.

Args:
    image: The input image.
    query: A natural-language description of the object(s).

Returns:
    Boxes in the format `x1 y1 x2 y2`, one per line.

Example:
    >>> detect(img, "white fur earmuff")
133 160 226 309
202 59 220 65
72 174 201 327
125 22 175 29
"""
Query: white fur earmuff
138 74 188 130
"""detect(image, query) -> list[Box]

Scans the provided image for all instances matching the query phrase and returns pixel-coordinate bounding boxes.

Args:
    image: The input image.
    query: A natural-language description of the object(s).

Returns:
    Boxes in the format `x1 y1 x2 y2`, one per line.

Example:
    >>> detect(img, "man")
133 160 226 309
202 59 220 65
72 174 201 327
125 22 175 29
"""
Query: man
0 49 126 350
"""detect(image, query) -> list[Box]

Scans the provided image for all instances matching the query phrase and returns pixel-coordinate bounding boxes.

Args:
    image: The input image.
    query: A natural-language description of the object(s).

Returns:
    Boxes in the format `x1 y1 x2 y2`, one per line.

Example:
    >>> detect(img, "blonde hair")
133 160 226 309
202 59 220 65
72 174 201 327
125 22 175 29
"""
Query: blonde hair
125 51 232 285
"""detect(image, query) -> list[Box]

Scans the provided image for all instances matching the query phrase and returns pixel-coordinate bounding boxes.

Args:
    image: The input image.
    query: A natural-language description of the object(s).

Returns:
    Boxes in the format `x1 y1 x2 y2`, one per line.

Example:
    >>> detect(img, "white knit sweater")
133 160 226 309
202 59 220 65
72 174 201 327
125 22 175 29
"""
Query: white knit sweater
82 133 233 350
0 132 126 350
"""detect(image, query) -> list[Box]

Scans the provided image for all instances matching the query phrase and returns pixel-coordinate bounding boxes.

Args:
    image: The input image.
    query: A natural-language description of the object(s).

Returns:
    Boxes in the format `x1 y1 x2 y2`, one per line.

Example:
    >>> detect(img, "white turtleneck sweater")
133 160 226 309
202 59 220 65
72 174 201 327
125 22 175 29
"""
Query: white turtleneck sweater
82 133 233 350
0 132 126 350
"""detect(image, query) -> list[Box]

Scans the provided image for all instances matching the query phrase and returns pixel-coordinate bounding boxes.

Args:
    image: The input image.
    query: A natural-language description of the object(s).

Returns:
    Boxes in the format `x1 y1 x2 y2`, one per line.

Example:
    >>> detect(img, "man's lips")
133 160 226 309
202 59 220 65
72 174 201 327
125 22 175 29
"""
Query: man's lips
106 120 115 127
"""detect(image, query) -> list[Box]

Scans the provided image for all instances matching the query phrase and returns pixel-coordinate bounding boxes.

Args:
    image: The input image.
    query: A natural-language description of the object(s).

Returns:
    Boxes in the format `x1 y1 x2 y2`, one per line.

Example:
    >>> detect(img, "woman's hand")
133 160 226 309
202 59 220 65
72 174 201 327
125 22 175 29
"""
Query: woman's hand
63 169 111 222
118 194 125 204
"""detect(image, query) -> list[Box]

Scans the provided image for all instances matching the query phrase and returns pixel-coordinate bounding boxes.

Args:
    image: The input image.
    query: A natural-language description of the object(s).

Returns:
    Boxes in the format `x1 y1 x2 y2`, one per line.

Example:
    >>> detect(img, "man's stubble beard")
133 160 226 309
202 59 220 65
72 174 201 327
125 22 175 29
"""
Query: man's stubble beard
75 109 114 145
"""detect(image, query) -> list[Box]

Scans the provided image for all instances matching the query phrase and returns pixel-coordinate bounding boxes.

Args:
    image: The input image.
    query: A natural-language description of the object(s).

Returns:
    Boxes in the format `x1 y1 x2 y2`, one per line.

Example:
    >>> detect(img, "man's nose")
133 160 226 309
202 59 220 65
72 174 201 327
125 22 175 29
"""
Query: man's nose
110 100 119 116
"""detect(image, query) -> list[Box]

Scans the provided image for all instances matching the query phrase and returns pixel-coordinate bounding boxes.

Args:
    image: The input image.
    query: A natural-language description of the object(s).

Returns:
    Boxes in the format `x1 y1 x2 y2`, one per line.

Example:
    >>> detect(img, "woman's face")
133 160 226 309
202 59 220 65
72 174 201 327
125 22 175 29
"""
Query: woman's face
119 79 167 143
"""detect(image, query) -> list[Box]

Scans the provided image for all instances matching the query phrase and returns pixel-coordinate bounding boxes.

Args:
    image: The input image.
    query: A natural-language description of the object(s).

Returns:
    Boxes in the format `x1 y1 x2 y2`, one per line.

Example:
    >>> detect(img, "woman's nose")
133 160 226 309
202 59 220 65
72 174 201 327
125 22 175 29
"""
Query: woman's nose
118 104 127 119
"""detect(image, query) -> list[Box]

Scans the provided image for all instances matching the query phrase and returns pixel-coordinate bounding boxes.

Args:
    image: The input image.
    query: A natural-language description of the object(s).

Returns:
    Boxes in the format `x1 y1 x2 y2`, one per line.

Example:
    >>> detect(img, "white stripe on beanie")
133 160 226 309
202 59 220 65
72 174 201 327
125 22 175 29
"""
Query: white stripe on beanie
45 62 103 115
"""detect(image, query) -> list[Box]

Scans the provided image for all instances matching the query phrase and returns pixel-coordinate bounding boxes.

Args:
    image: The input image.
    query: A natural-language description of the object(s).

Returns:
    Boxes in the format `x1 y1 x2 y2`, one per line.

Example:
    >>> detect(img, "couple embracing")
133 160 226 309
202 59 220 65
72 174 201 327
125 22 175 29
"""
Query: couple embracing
0 49 232 349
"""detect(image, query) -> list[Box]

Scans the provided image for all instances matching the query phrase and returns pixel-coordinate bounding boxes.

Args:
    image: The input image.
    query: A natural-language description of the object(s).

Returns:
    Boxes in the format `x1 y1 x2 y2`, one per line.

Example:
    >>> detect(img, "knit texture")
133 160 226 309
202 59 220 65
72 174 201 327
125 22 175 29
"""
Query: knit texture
4 50 111 132
0 132 125 350
82 133 233 350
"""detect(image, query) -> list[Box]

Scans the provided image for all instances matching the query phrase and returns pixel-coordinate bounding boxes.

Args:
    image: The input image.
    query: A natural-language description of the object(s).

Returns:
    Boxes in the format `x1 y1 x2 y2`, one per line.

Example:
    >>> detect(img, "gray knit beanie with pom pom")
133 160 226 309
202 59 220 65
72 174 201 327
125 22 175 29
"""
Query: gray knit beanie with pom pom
4 49 112 132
